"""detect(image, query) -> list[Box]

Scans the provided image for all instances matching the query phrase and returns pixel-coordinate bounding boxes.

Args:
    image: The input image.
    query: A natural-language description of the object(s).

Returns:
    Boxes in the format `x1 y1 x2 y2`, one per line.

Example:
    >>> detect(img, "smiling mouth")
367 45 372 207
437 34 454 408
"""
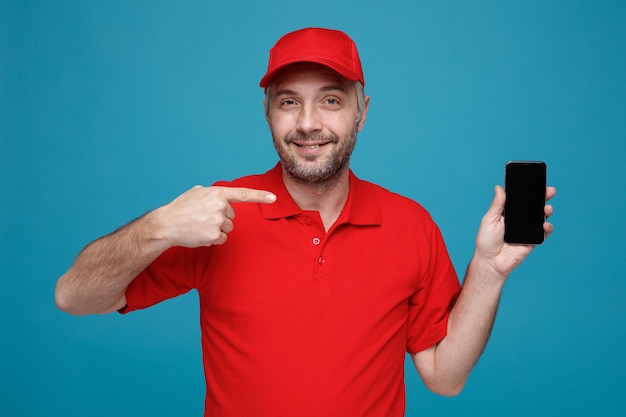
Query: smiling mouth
294 142 330 149
285 133 338 150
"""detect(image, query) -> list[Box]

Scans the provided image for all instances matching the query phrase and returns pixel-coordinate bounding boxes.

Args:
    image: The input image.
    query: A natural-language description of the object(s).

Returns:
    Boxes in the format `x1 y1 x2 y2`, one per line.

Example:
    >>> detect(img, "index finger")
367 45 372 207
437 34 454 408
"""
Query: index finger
219 187 277 204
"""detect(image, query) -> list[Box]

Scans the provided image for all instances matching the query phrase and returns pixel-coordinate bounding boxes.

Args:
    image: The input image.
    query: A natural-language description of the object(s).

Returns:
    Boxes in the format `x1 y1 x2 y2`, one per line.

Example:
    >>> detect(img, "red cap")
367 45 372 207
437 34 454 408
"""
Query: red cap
259 28 364 88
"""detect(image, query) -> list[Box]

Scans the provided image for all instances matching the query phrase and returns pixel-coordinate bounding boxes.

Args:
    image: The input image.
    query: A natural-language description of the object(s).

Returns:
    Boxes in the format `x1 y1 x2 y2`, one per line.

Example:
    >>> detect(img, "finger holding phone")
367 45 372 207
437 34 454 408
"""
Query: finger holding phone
474 161 556 280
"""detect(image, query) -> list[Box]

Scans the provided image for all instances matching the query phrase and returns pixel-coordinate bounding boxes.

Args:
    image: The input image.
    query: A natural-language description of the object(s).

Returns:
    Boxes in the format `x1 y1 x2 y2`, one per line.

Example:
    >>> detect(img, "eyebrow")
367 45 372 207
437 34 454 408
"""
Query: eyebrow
320 84 348 93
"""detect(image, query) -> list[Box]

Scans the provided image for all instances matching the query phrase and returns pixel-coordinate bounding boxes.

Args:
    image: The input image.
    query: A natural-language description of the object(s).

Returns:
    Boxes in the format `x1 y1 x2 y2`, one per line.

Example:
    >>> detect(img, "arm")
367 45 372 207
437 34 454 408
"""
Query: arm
412 185 556 396
54 186 276 316
54 213 167 315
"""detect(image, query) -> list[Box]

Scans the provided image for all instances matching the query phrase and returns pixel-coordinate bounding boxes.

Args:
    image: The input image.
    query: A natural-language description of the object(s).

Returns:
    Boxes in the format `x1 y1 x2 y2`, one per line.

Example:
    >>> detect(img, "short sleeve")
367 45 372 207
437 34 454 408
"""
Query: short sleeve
406 223 460 353
119 246 204 314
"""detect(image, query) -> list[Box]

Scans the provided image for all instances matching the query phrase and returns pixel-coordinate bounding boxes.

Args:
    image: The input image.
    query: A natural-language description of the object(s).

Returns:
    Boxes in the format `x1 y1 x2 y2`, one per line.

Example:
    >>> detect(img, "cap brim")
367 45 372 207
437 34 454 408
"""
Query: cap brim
259 58 362 88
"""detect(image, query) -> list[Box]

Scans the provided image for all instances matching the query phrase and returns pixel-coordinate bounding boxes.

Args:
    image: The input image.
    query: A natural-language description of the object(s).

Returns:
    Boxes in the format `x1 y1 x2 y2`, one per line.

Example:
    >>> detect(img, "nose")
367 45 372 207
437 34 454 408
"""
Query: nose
296 103 322 134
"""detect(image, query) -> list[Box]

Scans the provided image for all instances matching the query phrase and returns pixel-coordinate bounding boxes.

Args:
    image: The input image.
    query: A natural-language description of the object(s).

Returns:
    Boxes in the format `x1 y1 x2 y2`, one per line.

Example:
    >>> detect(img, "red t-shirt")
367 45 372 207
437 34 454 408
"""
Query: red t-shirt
123 164 460 417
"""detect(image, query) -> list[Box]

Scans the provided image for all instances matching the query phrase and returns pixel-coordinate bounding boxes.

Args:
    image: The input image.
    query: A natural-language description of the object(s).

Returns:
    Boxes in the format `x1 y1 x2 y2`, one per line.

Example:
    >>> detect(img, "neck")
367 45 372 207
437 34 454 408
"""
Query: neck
281 166 350 232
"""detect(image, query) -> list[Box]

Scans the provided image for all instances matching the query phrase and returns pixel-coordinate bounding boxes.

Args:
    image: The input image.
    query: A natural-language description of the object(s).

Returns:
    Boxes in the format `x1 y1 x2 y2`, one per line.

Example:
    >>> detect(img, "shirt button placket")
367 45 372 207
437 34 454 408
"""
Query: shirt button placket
312 237 325 266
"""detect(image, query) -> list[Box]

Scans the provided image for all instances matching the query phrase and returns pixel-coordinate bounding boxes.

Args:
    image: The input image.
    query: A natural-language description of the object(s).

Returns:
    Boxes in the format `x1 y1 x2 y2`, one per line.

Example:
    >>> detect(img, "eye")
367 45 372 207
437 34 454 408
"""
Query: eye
280 99 297 107
325 97 340 106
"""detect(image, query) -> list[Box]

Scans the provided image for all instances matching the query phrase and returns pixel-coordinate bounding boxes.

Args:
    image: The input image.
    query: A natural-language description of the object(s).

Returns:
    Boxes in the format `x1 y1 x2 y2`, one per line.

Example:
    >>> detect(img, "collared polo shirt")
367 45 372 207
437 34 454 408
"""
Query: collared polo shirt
123 163 460 417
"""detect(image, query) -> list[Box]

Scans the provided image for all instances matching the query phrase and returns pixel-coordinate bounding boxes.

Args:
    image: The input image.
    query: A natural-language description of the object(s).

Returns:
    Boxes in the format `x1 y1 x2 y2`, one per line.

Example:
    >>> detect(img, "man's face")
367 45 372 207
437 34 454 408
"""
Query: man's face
265 63 368 184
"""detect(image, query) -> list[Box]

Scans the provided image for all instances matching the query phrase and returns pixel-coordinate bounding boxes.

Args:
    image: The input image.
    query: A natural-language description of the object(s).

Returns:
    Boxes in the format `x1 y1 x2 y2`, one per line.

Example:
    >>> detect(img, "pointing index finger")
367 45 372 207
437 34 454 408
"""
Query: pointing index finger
221 187 277 204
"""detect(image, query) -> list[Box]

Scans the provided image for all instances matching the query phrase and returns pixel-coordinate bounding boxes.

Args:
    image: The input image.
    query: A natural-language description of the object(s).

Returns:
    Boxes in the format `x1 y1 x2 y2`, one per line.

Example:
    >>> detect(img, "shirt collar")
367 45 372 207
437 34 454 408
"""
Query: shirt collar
259 164 302 219
260 163 382 227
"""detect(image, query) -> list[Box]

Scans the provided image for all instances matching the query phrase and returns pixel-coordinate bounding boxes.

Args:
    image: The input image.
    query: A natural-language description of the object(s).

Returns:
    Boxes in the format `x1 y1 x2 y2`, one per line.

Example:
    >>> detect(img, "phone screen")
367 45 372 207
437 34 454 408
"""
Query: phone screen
504 161 547 244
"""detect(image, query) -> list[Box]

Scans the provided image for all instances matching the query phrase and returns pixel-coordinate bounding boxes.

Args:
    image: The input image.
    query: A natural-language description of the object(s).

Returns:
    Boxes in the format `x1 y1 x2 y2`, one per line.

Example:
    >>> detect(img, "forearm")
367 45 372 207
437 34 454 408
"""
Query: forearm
415 255 505 396
55 211 169 315
443 256 504 383
414 185 555 395
55 185 277 315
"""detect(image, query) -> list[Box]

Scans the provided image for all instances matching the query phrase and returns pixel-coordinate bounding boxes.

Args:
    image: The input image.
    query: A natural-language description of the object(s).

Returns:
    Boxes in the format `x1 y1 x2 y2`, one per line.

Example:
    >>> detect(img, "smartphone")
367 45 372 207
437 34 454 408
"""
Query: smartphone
504 161 547 244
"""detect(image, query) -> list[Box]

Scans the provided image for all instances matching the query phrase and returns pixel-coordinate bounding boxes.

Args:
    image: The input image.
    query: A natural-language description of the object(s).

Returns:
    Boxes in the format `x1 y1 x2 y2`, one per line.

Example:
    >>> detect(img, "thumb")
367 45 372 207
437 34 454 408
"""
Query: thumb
485 185 505 222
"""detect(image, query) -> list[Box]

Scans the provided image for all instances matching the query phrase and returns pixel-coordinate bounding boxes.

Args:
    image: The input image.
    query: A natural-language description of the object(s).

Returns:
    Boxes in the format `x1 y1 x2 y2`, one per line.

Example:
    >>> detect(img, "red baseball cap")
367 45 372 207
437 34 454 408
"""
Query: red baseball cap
259 28 365 88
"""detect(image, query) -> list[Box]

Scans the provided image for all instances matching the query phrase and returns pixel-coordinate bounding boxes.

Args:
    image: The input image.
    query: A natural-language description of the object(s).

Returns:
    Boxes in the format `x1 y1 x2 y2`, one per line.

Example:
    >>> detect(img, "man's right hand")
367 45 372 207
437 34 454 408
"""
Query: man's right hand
153 186 277 248
55 185 276 315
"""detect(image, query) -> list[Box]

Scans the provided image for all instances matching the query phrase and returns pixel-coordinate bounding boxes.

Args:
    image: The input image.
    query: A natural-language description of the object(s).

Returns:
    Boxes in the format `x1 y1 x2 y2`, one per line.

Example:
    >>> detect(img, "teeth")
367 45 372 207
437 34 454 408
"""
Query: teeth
295 143 324 149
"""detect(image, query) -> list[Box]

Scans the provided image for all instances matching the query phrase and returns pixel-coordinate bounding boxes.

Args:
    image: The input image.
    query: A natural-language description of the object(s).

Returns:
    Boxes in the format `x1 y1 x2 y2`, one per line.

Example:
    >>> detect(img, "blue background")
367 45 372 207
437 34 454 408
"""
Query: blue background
2 0 625 415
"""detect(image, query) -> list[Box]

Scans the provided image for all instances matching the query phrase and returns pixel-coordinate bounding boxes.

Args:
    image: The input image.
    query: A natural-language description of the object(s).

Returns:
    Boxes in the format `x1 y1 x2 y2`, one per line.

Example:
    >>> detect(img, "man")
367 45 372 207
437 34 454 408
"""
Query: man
55 28 556 416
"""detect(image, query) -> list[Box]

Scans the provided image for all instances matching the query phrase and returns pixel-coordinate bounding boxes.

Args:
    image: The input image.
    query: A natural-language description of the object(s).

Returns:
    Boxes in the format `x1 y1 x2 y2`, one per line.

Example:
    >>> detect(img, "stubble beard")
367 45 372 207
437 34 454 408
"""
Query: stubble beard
272 125 358 190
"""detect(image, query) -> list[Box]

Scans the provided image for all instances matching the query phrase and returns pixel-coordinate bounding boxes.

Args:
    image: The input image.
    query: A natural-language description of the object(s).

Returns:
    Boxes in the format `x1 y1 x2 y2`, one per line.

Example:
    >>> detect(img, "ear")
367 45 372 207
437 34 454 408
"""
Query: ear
357 96 370 132
263 95 271 123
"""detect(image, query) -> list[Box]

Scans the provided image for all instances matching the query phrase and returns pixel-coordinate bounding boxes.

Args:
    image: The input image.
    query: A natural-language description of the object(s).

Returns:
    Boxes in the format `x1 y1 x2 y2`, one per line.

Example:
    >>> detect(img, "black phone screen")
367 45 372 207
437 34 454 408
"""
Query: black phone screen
504 161 547 244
